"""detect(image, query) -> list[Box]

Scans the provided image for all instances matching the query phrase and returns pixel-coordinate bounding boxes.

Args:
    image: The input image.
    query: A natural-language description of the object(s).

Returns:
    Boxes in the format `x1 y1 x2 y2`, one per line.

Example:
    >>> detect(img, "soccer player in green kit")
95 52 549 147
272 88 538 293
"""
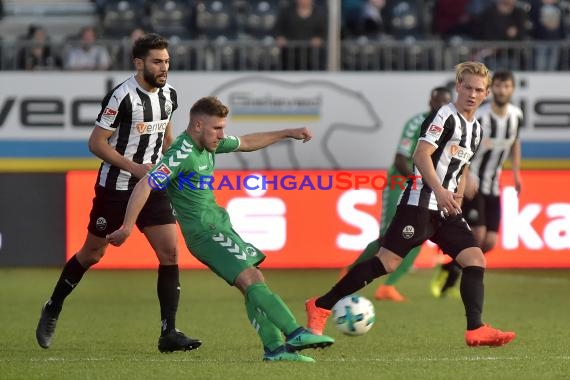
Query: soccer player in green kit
341 87 452 302
106 96 334 362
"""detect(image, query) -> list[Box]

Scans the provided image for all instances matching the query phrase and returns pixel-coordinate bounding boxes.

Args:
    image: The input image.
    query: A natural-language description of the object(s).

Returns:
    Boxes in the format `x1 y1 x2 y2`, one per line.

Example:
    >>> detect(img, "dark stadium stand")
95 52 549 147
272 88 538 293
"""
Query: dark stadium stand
0 0 569 71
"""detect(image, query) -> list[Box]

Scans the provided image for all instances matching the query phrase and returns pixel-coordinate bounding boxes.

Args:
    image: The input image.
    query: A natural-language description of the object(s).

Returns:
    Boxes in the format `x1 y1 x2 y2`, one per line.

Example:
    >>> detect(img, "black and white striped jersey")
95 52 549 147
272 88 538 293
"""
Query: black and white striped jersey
94 75 178 191
399 102 482 211
470 102 522 196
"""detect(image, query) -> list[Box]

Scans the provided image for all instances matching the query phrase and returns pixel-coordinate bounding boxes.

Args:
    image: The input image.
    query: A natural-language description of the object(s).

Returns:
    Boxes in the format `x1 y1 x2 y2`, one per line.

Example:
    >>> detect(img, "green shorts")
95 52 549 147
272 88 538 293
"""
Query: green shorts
186 227 266 285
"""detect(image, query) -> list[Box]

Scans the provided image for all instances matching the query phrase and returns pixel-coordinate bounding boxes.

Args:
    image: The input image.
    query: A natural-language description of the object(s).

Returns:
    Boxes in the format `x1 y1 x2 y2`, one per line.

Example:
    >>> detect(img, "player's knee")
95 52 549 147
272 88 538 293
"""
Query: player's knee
77 247 106 267
235 267 264 293
456 247 486 268
156 247 178 265
378 251 402 273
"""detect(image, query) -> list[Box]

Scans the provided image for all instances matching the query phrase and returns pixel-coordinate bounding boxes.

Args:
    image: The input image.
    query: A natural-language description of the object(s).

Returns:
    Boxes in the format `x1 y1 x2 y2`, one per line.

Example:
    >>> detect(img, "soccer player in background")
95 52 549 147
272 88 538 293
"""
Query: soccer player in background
431 70 523 297
340 86 452 302
36 33 201 352
305 61 516 347
106 97 335 362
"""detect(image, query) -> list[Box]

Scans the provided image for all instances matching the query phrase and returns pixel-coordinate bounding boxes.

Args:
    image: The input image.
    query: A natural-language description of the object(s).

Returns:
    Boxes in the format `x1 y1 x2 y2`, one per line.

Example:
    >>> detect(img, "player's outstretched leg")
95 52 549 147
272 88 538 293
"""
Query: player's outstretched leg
339 239 380 280
284 327 335 352
304 297 331 335
309 256 388 335
375 245 421 302
246 297 314 362
245 283 334 352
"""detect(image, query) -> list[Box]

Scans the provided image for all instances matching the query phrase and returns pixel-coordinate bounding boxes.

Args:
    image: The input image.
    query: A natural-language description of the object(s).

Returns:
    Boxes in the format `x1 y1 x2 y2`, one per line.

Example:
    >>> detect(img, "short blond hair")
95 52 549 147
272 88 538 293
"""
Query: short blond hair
455 61 491 89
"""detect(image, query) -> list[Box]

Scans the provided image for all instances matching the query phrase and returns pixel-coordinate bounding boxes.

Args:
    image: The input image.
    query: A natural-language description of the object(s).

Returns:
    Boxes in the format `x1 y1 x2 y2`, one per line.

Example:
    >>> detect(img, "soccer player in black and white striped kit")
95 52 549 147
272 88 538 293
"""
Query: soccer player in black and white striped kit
36 33 201 352
306 61 516 347
433 70 523 296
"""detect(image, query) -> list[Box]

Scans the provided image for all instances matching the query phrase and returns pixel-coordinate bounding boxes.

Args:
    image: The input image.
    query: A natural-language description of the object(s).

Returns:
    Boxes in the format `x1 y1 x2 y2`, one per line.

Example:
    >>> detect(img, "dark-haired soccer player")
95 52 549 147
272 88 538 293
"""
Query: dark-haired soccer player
306 61 516 347
107 96 335 362
432 70 523 297
340 86 452 302
36 33 201 352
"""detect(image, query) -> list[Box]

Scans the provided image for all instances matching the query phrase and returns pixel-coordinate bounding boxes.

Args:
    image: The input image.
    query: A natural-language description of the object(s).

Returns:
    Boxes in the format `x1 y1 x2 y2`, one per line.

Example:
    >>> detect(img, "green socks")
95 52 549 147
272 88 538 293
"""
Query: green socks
245 283 299 336
245 299 283 351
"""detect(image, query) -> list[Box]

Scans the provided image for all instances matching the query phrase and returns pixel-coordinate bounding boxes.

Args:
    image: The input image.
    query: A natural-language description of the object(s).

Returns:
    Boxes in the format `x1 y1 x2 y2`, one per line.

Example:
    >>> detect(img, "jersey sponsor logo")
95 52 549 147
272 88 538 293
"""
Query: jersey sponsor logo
135 120 168 135
402 225 414 239
426 123 443 138
149 163 172 189
449 144 473 163
103 107 117 116
155 163 172 176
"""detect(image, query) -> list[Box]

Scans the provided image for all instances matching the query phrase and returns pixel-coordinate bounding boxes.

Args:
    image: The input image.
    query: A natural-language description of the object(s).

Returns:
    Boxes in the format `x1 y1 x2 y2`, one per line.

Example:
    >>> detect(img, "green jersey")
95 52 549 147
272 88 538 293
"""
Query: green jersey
381 111 428 235
149 132 240 244
387 111 427 177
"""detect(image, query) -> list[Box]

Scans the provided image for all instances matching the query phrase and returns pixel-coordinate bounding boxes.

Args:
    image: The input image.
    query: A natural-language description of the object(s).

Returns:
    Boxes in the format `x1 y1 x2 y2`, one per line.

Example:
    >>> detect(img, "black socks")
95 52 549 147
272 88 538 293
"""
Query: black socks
316 256 387 310
48 254 87 312
461 266 485 330
157 264 180 335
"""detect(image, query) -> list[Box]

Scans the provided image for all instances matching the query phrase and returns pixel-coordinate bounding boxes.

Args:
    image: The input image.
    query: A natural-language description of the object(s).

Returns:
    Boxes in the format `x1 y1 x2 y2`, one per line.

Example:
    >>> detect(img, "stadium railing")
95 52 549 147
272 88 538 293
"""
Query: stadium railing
1 38 569 72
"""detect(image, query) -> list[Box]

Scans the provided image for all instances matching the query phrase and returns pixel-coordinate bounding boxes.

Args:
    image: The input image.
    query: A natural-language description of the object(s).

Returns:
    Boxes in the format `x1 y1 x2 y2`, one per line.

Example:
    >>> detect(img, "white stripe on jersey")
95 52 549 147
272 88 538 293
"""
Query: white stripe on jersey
470 103 522 196
94 75 177 191
400 103 482 211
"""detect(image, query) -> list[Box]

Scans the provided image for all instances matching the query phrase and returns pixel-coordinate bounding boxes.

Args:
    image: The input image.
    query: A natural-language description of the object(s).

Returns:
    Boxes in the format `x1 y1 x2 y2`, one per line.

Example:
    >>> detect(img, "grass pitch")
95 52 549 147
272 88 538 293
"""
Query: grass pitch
0 268 568 379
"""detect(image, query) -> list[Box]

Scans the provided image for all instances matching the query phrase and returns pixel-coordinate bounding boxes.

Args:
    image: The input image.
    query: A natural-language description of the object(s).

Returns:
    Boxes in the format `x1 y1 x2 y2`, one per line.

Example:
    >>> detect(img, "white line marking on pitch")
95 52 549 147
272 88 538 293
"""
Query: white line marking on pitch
0 356 567 363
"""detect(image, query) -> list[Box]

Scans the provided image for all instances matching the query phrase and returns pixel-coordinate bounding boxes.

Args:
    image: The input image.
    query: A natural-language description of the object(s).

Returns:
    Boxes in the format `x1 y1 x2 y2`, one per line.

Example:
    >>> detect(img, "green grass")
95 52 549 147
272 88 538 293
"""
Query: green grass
1 268 569 379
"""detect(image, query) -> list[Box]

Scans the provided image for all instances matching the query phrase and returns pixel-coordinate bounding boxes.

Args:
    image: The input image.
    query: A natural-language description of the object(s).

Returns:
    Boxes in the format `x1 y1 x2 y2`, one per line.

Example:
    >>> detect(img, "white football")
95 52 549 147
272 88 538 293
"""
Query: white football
332 295 376 336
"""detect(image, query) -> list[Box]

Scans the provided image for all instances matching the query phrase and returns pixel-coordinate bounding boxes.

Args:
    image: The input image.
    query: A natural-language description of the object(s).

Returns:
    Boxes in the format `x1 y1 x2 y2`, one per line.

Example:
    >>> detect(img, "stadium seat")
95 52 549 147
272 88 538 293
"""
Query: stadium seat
241 0 280 39
100 0 146 38
194 0 237 40
385 0 425 40
148 0 194 39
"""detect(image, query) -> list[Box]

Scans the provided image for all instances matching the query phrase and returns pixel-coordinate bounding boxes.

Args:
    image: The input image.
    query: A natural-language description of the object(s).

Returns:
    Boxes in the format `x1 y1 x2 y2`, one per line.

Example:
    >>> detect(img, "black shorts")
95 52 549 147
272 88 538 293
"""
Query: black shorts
88 185 175 238
383 205 478 259
462 193 501 232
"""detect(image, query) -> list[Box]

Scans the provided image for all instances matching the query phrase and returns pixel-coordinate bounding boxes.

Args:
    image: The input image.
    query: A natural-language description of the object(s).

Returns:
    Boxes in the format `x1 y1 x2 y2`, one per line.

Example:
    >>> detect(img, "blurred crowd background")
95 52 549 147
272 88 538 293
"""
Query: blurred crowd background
0 0 569 71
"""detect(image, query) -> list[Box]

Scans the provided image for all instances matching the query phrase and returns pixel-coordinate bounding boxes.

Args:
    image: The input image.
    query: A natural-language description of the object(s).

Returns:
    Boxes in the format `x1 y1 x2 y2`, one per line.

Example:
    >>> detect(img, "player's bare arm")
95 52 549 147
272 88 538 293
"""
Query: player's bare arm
89 126 152 178
456 165 469 207
510 138 522 194
394 153 413 177
162 122 174 153
413 140 461 215
237 127 312 152
464 167 479 200
105 177 153 246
